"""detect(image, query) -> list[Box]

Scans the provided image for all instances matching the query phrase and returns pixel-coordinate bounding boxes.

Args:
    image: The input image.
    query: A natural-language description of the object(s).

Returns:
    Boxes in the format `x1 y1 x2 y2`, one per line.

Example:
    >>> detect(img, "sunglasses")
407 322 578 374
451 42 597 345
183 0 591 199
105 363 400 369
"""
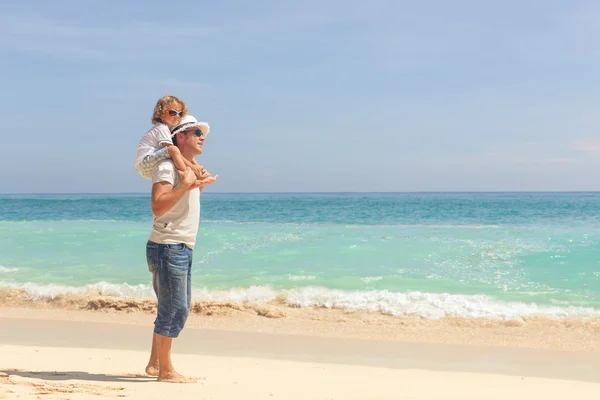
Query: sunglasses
168 110 184 117
184 129 204 137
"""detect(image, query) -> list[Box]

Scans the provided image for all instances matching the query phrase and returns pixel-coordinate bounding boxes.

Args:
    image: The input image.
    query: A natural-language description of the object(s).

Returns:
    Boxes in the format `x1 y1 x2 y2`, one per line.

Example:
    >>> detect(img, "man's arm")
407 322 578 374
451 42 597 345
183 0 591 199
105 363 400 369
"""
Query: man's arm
151 168 196 217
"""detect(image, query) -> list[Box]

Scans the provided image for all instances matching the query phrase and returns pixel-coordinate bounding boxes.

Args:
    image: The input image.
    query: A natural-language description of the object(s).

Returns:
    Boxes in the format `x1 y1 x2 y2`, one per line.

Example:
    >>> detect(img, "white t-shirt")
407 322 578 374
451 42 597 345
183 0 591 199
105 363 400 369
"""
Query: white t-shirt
148 160 200 249
136 123 173 166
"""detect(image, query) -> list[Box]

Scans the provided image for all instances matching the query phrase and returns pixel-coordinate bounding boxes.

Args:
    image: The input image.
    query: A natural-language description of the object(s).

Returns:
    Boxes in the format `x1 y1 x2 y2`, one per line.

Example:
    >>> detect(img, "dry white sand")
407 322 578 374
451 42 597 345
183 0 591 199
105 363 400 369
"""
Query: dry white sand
2 344 600 400
1 308 599 399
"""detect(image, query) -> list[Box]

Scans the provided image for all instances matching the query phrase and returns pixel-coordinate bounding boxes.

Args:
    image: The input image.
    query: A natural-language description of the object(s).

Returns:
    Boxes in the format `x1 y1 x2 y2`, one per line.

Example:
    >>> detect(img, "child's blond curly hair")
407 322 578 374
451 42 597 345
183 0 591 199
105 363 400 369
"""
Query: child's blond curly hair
151 95 188 124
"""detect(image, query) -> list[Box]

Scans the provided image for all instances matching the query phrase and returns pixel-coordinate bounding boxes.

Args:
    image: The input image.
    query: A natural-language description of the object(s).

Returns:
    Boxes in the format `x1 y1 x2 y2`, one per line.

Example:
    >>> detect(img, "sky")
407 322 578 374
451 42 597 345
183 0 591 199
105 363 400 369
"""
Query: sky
1 0 600 193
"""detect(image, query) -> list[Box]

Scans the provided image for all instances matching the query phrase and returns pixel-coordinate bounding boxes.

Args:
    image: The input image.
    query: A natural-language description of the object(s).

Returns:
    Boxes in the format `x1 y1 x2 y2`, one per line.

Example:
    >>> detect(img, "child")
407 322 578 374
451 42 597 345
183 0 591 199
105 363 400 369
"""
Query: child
135 95 210 181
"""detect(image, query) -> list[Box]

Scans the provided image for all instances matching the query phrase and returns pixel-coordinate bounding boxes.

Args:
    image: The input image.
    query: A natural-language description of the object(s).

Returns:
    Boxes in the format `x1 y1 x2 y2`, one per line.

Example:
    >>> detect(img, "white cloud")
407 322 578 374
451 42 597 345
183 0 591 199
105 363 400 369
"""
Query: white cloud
571 140 600 155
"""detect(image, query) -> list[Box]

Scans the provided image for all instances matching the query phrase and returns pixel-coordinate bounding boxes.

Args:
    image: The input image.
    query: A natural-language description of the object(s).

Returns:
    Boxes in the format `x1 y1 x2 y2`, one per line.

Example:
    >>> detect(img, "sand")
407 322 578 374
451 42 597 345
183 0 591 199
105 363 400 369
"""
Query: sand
1 306 599 399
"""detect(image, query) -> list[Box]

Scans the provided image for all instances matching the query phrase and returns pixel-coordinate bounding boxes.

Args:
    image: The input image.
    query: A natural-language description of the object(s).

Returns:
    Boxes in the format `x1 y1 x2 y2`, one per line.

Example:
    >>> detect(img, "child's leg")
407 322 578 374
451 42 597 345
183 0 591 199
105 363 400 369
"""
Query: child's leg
178 155 210 180
166 146 188 172
167 146 210 181
188 158 212 177
136 147 171 179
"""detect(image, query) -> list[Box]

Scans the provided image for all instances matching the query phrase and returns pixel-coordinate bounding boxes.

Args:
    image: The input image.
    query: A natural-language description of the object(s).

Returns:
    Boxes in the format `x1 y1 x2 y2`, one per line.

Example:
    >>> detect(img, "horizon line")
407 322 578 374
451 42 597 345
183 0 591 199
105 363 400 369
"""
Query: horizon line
2 191 600 195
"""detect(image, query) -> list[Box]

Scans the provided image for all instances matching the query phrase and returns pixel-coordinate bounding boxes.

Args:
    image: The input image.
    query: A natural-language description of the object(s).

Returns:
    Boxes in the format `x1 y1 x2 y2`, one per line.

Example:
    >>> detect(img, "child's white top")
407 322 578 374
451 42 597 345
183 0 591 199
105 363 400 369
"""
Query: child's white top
136 123 173 166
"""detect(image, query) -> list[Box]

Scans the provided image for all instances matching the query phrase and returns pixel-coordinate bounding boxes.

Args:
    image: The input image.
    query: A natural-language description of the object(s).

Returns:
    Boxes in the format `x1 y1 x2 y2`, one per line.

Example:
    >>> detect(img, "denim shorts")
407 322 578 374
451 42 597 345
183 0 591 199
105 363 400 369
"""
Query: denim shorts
146 240 193 338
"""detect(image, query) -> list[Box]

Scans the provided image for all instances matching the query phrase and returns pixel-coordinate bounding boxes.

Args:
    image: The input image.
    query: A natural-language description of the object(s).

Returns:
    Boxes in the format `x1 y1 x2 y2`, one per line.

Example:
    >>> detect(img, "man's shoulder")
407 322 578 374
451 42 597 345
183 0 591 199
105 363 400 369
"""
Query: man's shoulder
152 159 177 184
156 159 176 172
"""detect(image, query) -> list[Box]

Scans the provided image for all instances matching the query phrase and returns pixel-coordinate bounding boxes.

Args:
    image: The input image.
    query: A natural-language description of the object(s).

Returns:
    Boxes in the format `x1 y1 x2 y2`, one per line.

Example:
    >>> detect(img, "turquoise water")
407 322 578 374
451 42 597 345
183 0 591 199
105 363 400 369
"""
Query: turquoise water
1 193 599 319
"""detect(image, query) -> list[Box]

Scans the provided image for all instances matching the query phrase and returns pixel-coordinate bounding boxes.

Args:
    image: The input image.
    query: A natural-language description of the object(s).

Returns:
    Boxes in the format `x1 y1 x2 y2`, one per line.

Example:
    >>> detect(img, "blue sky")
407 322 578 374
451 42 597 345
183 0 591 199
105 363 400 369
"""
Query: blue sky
1 0 600 193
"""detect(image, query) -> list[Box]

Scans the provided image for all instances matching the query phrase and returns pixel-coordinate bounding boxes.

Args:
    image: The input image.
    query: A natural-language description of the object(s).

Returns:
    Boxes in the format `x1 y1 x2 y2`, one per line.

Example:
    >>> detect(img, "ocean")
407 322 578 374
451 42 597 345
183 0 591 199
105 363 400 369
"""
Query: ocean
1 192 599 320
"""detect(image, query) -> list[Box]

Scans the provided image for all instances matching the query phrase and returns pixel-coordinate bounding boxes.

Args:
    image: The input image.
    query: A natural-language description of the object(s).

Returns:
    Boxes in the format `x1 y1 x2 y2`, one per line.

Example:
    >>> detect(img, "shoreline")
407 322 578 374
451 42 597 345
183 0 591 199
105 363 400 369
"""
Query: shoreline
1 314 599 382
1 297 599 352
2 281 598 320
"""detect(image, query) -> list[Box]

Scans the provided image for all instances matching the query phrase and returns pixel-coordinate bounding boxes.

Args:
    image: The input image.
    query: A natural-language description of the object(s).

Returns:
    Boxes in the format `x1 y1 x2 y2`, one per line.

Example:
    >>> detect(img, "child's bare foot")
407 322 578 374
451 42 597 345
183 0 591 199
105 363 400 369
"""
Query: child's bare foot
158 370 196 383
145 364 159 376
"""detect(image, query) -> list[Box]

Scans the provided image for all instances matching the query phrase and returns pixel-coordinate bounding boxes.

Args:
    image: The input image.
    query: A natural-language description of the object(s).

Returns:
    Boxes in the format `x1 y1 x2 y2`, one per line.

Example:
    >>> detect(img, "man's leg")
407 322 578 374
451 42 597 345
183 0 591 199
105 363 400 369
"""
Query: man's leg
187 248 193 312
156 333 183 381
154 246 194 382
154 243 194 383
145 242 161 376
145 332 159 376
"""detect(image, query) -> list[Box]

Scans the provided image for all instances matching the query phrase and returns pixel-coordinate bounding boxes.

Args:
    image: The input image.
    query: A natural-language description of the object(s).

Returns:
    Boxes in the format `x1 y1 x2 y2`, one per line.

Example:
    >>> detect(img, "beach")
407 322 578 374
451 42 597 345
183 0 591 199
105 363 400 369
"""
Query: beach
4 0 600 394
2 193 600 398
1 301 599 399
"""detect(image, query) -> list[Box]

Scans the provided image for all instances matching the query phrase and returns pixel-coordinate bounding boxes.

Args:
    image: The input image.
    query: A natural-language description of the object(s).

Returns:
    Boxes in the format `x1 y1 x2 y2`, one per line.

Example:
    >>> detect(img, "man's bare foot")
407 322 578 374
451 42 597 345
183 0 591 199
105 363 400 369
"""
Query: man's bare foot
145 365 159 377
157 370 196 383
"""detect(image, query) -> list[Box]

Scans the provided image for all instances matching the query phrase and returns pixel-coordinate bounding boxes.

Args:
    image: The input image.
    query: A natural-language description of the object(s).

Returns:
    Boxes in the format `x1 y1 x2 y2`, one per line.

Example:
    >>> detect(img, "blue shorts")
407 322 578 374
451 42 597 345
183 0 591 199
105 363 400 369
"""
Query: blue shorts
146 241 193 338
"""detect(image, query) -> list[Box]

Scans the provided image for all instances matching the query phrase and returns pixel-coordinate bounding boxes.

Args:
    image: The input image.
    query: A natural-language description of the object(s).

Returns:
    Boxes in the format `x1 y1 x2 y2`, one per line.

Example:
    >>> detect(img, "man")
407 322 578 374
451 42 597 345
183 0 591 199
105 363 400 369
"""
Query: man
144 115 217 383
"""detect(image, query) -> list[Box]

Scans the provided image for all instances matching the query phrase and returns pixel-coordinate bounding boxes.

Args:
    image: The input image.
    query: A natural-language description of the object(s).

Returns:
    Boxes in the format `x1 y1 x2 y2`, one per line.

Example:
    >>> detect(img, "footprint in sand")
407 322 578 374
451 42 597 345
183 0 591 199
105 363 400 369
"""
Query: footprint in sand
31 381 127 397
0 372 127 398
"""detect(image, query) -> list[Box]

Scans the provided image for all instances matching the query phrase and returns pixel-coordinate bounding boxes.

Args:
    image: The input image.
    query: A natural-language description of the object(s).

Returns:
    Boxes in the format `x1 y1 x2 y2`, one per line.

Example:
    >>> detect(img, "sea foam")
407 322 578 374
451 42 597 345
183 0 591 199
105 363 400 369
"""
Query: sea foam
2 281 598 320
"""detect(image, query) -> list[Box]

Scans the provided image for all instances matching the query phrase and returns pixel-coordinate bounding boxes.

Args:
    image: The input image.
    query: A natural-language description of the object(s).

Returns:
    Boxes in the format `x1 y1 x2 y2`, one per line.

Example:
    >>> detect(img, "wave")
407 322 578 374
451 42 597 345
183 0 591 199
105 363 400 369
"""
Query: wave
202 220 504 228
0 266 18 273
288 275 317 281
1 281 598 320
0 281 155 300
360 276 383 284
282 287 600 319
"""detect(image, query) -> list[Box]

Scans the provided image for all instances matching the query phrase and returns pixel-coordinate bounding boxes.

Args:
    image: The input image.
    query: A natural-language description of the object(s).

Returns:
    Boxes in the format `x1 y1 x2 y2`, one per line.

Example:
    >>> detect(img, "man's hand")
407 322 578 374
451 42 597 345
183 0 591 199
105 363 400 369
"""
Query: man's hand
177 167 197 190
189 174 218 190
190 165 210 180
